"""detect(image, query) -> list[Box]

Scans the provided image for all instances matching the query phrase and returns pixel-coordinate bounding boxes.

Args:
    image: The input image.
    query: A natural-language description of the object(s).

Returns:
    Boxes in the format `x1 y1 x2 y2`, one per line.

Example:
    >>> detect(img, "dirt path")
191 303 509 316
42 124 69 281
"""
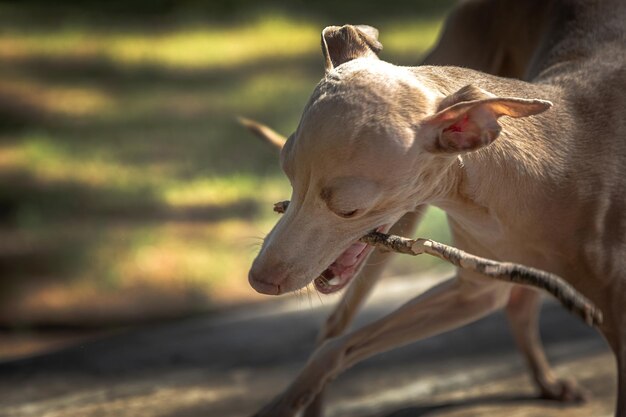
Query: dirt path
0 271 616 417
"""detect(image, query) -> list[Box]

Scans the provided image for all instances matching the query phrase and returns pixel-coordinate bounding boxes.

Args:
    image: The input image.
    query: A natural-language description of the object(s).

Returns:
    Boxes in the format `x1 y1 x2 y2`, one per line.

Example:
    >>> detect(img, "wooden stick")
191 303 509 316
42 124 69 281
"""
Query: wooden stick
273 200 602 327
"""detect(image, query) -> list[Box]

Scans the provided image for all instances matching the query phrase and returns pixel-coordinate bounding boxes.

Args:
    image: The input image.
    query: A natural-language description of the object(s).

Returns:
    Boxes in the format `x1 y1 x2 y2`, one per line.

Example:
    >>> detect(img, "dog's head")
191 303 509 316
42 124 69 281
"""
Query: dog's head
249 25 551 295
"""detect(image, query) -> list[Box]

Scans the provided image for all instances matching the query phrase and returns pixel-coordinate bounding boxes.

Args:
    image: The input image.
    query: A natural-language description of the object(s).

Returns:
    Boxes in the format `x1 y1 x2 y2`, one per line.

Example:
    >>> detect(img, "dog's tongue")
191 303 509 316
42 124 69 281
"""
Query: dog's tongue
315 241 368 294
333 242 367 269
315 227 387 294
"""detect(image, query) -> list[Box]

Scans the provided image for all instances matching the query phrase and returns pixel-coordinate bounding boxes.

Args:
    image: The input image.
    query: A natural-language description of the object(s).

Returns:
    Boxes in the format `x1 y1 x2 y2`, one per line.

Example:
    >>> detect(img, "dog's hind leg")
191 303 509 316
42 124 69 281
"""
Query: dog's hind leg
506 286 588 402
303 209 424 417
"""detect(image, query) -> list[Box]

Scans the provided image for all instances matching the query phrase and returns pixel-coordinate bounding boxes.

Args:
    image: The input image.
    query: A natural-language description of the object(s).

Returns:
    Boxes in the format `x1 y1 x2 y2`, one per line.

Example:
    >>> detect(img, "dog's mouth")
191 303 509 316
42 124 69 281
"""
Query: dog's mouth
314 225 388 294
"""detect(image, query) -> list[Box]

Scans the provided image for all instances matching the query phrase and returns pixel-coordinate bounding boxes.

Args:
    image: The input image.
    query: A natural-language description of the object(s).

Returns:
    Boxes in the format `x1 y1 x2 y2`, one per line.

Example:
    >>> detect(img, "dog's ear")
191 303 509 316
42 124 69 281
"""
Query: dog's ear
321 25 382 73
422 85 552 153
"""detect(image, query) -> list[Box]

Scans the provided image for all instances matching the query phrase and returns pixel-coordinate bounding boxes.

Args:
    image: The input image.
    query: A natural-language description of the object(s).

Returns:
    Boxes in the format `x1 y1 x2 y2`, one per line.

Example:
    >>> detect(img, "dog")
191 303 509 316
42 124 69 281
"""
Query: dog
246 0 626 415
241 0 591 412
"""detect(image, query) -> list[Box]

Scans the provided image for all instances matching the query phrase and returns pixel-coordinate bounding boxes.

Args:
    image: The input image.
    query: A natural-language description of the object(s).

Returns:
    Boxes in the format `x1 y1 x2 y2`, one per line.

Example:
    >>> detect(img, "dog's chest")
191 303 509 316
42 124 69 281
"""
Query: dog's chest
445 202 575 274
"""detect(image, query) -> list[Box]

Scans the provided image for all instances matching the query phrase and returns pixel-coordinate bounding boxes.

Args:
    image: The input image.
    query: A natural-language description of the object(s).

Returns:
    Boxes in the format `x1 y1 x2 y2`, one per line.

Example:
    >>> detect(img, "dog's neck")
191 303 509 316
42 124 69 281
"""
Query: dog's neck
415 66 570 230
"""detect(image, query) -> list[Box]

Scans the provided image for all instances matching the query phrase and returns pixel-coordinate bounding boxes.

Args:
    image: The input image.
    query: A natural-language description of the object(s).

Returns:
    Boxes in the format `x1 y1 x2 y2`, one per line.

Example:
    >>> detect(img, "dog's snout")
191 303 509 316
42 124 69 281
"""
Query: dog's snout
248 258 288 295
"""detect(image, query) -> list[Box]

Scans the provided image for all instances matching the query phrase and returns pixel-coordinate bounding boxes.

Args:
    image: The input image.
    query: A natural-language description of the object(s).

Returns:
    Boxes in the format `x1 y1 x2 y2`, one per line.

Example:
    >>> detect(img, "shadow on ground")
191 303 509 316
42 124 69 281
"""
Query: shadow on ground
0 276 615 416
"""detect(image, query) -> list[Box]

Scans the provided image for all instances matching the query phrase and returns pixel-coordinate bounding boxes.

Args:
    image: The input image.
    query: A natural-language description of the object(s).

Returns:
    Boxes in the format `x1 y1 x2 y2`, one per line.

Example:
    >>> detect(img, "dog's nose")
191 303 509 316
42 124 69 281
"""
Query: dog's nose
248 260 286 295
248 272 281 295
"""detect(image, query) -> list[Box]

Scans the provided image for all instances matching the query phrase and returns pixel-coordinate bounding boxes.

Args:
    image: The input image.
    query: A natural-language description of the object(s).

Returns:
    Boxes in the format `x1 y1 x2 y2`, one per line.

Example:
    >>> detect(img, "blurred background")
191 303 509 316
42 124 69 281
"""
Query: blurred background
0 0 454 355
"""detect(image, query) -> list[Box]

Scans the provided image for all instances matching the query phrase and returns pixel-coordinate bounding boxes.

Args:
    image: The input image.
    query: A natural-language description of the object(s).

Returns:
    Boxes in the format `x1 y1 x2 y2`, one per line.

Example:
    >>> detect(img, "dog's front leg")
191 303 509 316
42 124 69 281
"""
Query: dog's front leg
251 274 511 417
303 210 424 417
315 209 425 342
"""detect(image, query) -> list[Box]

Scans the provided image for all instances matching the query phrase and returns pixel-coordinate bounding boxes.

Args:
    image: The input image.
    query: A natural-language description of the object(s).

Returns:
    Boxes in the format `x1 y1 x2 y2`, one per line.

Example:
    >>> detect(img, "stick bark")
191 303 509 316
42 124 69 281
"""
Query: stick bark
273 200 602 327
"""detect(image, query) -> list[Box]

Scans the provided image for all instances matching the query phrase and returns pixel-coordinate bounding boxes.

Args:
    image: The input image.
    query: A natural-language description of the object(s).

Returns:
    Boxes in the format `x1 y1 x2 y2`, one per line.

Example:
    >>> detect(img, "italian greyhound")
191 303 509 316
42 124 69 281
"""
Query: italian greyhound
247 0 626 415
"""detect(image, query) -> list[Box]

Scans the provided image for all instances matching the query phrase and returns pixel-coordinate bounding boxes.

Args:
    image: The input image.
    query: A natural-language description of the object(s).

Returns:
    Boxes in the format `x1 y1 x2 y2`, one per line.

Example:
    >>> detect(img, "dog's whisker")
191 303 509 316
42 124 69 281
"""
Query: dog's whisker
294 288 305 309
305 284 313 308
240 236 268 253
314 287 324 305
243 242 264 249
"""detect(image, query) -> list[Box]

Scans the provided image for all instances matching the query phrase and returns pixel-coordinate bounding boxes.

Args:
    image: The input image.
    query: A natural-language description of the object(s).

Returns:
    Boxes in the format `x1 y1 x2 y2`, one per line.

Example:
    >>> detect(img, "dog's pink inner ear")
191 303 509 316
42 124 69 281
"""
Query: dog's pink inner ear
425 93 552 153
321 24 382 72
439 114 485 151
436 105 501 152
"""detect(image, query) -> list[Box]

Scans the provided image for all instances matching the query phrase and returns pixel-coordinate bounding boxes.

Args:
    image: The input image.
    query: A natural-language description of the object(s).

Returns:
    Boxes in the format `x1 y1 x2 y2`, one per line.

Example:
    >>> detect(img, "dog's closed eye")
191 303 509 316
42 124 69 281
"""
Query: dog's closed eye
321 188 360 218
320 177 380 219
337 209 359 218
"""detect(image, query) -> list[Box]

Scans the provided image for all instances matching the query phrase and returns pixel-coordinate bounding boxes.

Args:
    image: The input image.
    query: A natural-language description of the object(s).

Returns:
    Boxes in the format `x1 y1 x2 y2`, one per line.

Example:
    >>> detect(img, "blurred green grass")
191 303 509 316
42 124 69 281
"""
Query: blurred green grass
0 3 452 325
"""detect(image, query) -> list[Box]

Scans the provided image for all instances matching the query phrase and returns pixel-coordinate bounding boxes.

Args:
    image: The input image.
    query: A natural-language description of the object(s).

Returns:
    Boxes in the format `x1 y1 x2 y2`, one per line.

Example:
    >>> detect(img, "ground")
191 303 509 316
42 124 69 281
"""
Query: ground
0 271 616 417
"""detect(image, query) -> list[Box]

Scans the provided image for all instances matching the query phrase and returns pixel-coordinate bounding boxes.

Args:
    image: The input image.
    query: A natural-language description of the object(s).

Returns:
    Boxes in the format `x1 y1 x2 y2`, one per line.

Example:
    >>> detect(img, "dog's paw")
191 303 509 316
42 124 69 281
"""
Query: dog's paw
539 378 589 403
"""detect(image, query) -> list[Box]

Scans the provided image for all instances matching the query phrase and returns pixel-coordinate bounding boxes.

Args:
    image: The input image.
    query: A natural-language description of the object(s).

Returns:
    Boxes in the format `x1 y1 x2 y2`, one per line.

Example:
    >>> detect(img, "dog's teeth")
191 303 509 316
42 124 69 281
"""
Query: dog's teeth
328 277 341 286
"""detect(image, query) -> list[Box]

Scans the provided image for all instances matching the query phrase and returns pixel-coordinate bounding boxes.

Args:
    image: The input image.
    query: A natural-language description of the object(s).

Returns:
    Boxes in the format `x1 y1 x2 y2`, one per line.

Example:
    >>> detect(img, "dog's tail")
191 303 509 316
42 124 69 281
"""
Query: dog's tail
237 116 286 150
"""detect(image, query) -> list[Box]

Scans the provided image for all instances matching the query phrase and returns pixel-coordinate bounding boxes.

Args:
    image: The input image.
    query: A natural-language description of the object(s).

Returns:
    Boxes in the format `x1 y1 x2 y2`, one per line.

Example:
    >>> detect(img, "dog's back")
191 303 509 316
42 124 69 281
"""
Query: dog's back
534 0 626 290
